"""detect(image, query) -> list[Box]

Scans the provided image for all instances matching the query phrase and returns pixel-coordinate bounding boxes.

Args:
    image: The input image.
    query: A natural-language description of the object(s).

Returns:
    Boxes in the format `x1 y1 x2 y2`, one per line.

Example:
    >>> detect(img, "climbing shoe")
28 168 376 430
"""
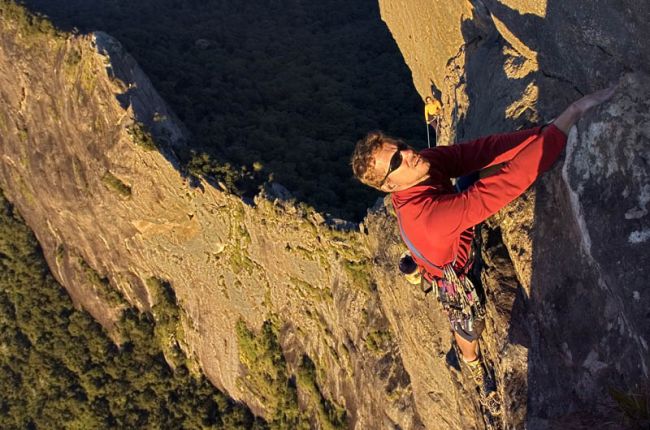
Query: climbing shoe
480 390 501 417
465 357 501 416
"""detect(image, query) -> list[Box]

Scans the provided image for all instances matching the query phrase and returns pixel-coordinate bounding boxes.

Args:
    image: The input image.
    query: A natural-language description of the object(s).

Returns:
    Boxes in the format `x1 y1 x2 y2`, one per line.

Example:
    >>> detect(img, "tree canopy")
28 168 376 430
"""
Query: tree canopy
0 191 265 428
22 0 425 220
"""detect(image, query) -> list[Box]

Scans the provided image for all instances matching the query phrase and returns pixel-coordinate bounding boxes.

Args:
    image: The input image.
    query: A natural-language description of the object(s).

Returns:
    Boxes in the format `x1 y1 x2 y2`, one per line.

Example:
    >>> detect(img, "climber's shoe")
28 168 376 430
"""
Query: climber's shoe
465 356 501 416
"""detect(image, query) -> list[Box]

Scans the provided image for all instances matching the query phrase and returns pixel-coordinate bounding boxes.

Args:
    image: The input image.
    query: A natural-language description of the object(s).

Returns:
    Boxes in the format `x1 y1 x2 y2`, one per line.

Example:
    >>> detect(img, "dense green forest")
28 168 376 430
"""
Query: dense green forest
1 2 422 425
22 0 425 220
0 181 341 428
0 191 268 428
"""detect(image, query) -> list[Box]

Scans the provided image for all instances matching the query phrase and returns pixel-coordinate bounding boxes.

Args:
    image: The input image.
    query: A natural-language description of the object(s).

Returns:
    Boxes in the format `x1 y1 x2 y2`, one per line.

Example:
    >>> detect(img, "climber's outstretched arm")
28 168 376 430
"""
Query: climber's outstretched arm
552 85 617 135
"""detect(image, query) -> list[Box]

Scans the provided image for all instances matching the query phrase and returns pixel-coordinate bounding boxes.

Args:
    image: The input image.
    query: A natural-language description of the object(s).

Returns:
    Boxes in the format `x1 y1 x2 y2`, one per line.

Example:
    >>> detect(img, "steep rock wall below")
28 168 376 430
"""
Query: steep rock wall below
0 18 417 430
1 3 649 430
380 0 650 428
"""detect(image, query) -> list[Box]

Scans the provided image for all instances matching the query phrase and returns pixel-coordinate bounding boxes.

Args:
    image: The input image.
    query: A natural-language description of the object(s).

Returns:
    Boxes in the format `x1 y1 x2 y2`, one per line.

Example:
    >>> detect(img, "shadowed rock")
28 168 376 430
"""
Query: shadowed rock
1 1 649 429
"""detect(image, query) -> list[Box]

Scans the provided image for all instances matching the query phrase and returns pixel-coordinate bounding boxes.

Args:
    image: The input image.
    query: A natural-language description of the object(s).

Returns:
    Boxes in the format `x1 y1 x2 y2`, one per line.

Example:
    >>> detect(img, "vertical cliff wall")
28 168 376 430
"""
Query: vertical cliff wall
1 1 649 429
379 0 650 428
0 10 419 429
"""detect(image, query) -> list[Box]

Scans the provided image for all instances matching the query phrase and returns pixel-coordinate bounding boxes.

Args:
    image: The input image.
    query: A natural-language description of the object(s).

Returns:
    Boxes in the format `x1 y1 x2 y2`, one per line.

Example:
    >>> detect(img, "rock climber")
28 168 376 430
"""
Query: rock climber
351 85 616 412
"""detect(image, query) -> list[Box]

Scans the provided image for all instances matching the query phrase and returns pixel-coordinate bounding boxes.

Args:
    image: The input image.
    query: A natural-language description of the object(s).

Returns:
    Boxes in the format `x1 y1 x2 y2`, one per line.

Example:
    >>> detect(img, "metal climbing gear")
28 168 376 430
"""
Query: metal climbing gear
441 263 485 322
394 208 485 336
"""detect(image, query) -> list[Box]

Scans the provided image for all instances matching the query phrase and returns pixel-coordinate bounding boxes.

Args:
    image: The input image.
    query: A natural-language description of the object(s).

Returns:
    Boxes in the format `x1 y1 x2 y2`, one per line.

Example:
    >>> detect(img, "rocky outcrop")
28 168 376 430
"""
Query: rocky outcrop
0 16 419 429
380 0 650 428
379 0 650 143
1 2 649 429
520 73 650 426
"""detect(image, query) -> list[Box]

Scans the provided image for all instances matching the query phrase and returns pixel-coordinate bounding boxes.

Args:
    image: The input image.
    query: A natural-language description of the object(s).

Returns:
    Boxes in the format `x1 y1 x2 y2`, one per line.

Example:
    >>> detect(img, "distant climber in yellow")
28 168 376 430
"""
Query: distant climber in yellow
424 96 442 146
424 96 441 122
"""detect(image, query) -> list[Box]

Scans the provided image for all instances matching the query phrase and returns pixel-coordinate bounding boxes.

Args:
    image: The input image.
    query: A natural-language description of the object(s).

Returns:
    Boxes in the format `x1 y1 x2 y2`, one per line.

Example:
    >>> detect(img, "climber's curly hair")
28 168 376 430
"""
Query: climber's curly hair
351 131 404 190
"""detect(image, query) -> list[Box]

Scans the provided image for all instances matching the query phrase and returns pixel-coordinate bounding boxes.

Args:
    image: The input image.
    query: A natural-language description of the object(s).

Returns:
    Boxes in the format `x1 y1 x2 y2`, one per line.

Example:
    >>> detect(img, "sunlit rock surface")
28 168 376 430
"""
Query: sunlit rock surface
380 0 650 428
0 21 419 430
1 1 649 429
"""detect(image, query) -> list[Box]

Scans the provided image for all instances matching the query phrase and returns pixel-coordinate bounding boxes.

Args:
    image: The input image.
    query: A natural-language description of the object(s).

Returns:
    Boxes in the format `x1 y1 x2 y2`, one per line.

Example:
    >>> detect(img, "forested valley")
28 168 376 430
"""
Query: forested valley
22 0 424 220
2 1 425 427
0 190 270 428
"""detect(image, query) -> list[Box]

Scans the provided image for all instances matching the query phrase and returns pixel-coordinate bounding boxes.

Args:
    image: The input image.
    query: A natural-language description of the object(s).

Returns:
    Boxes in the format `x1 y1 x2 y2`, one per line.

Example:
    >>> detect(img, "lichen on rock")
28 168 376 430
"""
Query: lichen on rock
2 1 650 429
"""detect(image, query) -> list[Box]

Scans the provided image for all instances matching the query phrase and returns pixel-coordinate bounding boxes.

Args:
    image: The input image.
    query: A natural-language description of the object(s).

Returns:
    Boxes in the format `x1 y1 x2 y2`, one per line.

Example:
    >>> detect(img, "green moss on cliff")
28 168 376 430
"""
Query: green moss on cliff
228 206 256 274
290 276 332 302
342 258 373 292
101 171 132 197
78 257 127 308
187 152 242 194
146 277 188 369
236 319 309 429
127 123 157 151
296 354 347 430
0 0 62 39
0 191 265 429
65 47 82 67
365 329 392 355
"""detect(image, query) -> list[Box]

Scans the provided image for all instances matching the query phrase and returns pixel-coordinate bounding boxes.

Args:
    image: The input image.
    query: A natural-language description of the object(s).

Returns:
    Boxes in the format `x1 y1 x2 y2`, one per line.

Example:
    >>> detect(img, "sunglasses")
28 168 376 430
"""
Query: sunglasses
379 142 407 186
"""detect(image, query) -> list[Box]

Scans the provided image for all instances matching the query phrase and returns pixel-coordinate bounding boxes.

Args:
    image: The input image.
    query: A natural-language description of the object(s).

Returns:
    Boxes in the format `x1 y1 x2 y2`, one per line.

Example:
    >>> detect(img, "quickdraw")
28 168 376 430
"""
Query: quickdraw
436 266 485 333
394 207 484 327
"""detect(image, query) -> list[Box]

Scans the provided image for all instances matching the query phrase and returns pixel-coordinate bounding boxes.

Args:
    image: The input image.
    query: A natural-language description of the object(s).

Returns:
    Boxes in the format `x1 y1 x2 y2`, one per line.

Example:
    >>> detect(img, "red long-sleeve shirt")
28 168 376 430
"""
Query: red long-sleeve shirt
391 125 567 279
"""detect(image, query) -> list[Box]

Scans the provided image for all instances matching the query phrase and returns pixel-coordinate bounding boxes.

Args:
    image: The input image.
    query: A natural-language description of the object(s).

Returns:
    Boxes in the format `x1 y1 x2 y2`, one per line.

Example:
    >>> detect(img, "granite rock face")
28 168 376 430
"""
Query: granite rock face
0 21 420 430
526 73 650 424
1 2 650 430
380 0 650 428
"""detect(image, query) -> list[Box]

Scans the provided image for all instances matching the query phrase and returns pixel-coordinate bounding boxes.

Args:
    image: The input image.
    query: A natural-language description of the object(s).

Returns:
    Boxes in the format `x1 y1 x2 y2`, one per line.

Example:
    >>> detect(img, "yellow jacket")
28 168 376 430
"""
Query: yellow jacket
424 99 442 121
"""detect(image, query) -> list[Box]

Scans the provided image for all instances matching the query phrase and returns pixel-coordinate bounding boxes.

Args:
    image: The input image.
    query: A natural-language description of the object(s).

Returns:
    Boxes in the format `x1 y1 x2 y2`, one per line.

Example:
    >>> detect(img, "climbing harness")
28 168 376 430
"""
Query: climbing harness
394 208 485 332
440 263 486 334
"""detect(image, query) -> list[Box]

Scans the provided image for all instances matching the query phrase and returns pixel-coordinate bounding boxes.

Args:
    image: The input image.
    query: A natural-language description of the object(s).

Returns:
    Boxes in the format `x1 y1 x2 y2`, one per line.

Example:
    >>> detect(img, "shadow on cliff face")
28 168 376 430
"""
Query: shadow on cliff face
17 0 424 221
458 0 649 428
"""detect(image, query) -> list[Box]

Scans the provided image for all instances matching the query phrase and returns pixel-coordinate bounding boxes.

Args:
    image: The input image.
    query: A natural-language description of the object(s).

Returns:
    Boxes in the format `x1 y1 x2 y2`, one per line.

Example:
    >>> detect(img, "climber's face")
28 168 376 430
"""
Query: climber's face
374 142 430 192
